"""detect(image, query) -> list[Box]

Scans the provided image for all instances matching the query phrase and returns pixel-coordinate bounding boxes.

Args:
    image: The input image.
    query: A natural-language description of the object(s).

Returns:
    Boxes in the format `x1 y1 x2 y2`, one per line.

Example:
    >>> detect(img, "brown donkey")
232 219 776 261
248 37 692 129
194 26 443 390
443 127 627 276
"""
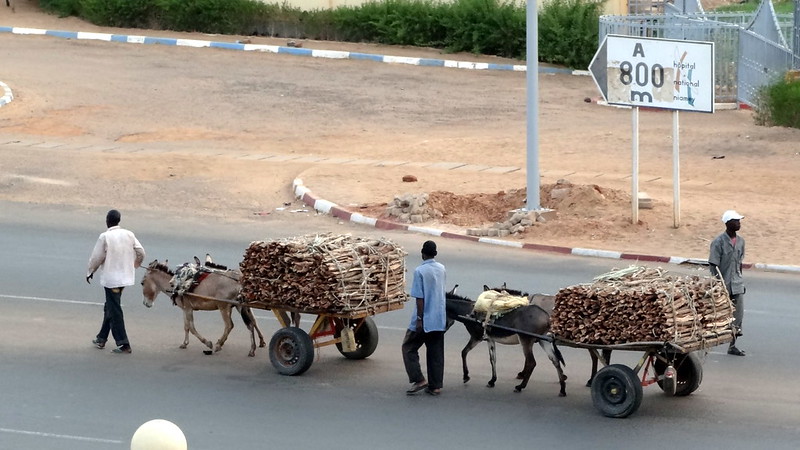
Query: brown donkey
141 259 266 357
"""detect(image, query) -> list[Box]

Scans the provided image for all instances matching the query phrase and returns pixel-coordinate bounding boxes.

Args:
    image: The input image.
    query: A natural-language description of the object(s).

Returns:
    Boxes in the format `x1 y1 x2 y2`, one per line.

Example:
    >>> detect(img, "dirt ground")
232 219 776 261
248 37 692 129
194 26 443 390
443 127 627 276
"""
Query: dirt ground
2 2 800 266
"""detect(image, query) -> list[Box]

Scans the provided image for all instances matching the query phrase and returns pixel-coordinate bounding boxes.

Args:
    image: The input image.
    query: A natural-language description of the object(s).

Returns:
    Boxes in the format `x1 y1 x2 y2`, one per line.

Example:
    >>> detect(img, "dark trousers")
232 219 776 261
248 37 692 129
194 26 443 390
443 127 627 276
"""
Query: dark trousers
402 330 444 390
97 287 129 347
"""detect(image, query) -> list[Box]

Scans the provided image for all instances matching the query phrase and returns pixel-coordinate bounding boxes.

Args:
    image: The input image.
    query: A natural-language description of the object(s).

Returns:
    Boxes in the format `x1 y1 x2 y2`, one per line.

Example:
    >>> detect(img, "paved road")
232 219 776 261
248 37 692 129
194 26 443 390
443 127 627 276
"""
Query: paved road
1 204 799 449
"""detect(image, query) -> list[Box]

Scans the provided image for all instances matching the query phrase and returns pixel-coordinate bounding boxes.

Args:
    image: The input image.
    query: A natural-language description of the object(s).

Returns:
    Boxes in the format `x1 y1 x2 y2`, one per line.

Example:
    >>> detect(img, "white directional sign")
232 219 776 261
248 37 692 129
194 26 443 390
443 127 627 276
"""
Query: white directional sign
589 35 715 113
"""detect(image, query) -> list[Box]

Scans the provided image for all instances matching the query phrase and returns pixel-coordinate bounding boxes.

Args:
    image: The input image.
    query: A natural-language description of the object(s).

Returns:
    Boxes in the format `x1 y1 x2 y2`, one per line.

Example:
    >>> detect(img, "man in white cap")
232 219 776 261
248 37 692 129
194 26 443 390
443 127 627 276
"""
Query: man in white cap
708 210 746 356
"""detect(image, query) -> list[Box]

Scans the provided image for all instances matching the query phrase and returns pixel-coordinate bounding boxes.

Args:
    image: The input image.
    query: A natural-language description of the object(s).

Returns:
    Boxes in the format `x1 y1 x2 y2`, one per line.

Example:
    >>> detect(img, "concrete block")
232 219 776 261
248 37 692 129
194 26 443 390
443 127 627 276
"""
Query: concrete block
535 209 557 222
638 192 653 210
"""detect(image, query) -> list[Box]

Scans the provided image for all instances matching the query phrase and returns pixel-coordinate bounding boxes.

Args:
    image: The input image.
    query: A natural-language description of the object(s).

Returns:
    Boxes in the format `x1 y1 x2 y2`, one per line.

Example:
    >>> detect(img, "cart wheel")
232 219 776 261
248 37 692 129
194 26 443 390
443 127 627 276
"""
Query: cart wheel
269 327 314 376
654 351 703 396
590 364 643 418
335 317 379 360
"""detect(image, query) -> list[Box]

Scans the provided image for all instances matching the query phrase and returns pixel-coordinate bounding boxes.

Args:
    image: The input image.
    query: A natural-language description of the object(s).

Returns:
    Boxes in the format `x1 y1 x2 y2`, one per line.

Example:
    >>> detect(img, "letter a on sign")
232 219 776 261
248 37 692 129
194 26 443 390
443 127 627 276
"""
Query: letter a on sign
632 43 645 57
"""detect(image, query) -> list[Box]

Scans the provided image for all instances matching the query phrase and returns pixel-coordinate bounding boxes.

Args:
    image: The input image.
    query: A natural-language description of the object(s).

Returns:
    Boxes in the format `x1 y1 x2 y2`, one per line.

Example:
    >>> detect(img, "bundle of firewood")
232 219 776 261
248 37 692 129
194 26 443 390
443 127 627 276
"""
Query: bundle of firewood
239 233 408 314
550 266 734 348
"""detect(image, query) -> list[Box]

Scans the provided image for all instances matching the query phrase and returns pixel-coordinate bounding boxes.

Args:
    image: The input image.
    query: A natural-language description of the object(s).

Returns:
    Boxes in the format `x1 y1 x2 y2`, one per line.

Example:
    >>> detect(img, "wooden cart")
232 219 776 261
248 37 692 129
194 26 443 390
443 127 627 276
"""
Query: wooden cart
557 332 732 418
238 233 409 376
546 265 736 417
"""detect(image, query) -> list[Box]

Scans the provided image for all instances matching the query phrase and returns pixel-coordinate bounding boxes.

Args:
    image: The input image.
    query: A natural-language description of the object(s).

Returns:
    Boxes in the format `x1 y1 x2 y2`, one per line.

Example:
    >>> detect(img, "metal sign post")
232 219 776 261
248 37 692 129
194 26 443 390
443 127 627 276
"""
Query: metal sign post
632 106 639 225
673 110 680 227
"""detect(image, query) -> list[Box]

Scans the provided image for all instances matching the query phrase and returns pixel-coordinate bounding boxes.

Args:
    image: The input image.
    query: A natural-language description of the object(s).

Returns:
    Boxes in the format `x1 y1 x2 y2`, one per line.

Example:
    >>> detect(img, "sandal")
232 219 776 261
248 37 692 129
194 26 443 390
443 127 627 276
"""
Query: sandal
727 346 745 356
406 382 428 394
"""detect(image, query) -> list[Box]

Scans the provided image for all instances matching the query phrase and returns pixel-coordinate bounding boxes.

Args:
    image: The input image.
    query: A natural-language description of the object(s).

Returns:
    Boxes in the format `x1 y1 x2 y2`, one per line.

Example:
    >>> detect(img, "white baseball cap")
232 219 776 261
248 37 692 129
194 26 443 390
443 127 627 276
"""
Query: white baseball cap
721 210 744 223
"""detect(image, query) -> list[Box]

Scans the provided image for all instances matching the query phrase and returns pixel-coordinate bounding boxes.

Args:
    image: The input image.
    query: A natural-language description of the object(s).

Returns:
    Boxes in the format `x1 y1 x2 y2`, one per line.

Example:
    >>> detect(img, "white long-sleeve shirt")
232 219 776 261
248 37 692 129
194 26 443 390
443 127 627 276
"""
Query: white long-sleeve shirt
87 226 145 288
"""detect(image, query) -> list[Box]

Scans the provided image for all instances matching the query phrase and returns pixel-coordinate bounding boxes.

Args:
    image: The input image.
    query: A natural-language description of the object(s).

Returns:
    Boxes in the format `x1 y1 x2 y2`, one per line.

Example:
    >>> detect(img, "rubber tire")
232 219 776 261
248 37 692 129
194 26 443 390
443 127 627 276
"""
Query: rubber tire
335 317 379 360
269 327 314 376
590 364 643 418
654 351 703 396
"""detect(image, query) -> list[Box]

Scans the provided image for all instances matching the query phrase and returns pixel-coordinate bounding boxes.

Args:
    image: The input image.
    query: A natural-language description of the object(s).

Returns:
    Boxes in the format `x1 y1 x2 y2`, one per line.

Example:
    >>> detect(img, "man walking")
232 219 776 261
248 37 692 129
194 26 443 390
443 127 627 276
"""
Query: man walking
87 209 145 354
709 210 746 356
402 240 447 396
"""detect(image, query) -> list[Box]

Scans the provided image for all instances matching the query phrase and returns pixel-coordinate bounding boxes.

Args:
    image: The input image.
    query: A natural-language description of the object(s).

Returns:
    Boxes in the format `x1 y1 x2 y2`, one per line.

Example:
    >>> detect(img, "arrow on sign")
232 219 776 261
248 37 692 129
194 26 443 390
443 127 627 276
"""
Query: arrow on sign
589 36 608 102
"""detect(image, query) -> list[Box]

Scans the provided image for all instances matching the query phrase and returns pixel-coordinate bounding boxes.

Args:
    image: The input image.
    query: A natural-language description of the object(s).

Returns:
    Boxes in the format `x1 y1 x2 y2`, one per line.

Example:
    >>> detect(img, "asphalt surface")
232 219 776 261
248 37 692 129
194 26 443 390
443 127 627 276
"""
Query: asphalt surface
1 17 799 450
1 203 799 449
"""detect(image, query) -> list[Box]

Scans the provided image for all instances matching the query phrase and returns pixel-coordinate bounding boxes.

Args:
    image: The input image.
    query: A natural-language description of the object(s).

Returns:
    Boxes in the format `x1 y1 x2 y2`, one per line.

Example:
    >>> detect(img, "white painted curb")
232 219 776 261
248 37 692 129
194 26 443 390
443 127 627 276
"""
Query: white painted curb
0 81 13 108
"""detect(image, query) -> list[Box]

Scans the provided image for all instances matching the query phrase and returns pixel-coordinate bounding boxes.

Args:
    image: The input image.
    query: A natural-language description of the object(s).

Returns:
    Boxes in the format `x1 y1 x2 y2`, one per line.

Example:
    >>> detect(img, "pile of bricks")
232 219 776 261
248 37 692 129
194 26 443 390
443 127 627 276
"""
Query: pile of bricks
465 209 555 237
384 193 443 224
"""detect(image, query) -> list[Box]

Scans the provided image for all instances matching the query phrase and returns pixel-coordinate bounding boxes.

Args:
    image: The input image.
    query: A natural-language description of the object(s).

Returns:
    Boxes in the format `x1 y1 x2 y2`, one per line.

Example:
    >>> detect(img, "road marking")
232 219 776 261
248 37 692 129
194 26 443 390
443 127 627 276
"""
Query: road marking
0 294 101 305
0 427 124 444
1 294 412 330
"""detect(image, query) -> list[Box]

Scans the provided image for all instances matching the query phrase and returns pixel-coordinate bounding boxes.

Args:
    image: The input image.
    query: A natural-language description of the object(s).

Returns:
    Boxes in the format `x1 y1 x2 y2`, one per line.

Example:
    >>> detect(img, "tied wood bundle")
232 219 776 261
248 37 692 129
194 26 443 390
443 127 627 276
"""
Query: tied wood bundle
550 266 735 347
239 233 408 313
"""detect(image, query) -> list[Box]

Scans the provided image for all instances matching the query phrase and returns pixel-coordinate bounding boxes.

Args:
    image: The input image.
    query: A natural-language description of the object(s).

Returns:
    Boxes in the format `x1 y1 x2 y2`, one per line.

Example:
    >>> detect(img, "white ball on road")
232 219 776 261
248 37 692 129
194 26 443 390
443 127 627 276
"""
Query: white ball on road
131 419 187 450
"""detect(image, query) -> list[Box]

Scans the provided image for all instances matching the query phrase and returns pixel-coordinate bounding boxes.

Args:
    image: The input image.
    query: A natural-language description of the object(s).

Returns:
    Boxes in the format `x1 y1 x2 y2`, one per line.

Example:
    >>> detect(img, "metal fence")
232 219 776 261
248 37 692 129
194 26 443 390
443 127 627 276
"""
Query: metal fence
796 1 800 65
738 29 800 106
599 10 796 104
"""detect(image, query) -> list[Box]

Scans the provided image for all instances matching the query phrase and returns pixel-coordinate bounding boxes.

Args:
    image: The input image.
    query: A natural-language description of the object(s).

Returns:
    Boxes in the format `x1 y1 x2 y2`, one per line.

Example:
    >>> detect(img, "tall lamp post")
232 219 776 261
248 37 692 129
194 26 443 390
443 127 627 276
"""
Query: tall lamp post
525 0 541 211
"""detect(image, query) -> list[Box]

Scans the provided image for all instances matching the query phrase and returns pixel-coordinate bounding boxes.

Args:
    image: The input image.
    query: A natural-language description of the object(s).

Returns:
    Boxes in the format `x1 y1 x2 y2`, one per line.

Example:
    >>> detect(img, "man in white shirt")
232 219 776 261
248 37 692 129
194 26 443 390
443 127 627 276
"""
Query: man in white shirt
87 209 145 354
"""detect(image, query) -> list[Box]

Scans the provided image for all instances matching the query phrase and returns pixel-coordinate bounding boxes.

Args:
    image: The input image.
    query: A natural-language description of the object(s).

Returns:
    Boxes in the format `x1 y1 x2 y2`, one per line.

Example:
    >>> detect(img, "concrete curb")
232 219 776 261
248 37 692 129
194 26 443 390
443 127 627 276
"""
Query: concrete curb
0 26 584 74
0 81 13 108
292 178 800 274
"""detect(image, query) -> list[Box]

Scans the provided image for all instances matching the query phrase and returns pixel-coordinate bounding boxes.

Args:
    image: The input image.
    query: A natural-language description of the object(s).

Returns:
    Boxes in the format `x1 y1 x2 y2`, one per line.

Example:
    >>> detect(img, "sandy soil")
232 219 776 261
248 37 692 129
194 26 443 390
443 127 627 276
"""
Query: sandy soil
2 2 800 266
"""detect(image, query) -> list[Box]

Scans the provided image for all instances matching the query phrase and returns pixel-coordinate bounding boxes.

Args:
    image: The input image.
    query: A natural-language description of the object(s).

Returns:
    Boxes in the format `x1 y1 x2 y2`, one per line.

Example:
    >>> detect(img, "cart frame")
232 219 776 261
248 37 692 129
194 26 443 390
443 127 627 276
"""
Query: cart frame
245 297 408 376
458 314 733 418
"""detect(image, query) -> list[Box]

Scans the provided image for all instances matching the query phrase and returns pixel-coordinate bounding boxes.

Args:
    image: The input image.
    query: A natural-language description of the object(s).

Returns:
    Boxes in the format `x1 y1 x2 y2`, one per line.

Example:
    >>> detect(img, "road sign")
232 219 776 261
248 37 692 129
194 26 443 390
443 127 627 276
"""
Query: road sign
589 35 715 113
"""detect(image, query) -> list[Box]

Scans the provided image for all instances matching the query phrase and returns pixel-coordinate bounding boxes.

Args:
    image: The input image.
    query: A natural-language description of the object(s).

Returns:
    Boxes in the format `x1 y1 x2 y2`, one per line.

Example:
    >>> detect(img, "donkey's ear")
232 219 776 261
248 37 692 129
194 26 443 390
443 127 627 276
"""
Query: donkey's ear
148 259 158 267
194 256 202 266
164 259 168 266
502 281 507 289
483 284 490 291
205 253 213 264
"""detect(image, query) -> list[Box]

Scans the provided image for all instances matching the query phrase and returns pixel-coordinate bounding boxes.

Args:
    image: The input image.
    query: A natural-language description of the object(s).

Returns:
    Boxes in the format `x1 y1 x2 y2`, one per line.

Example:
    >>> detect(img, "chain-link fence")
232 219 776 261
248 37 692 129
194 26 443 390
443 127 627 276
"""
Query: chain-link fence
738 28 800 105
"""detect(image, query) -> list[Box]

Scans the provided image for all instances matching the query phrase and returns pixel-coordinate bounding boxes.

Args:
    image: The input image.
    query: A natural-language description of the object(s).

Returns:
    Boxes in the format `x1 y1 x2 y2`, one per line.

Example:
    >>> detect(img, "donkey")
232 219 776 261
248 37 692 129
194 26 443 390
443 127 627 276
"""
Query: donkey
141 259 266 357
445 286 567 396
492 283 612 387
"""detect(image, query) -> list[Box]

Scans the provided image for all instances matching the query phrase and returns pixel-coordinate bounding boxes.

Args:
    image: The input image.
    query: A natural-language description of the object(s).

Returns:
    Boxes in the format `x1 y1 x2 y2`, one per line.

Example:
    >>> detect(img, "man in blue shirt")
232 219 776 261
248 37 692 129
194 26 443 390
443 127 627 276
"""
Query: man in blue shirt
402 240 447 396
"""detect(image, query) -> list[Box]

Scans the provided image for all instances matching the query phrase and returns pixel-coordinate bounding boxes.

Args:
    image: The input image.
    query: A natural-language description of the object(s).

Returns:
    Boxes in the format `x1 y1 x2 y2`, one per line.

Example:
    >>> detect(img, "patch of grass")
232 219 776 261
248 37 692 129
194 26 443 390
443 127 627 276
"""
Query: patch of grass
713 0 795 14
754 74 800 129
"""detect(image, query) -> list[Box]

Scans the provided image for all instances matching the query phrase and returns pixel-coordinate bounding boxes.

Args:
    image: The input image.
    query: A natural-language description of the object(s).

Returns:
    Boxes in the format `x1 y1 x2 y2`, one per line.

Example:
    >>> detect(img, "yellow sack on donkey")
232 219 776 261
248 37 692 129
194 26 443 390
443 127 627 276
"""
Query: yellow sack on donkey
473 290 528 315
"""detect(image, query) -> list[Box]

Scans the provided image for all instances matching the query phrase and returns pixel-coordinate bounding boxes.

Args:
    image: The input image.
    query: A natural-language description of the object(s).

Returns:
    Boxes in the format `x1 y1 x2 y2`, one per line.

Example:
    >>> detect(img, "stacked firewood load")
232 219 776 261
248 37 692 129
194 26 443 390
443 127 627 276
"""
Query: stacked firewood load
550 266 735 347
239 233 408 313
